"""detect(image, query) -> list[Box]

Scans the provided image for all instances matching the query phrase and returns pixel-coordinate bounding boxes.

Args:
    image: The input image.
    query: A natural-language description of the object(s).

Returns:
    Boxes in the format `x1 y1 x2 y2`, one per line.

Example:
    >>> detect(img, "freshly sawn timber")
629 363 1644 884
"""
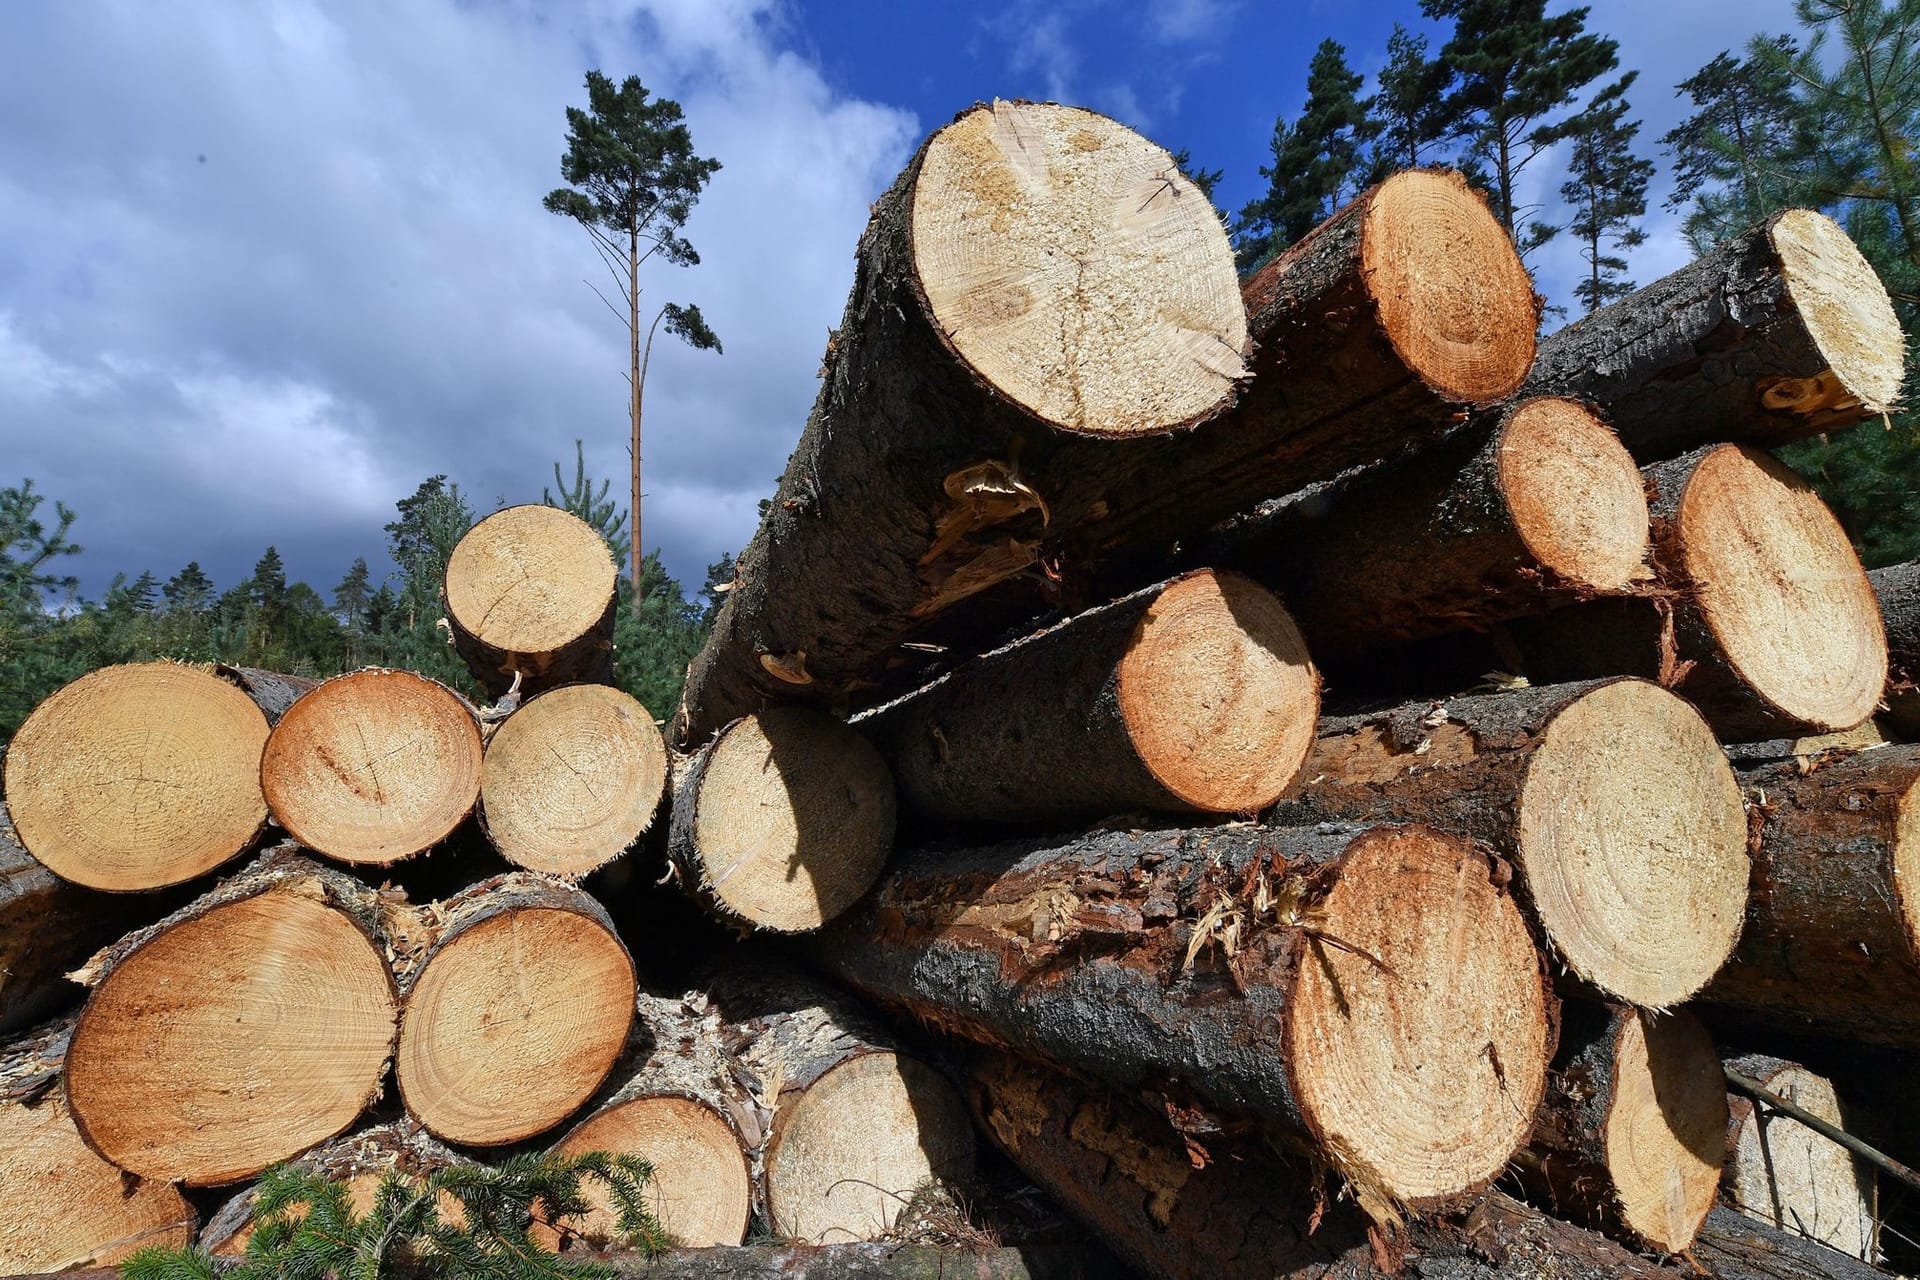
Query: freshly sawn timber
860 568 1318 823
1270 678 1748 1008
817 821 1551 1211
1722 1054 1876 1262
1523 208 1903 458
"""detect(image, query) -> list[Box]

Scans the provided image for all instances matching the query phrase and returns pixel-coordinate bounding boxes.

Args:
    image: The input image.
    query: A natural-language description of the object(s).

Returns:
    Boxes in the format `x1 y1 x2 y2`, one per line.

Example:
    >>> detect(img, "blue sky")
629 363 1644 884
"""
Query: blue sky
0 0 1807 603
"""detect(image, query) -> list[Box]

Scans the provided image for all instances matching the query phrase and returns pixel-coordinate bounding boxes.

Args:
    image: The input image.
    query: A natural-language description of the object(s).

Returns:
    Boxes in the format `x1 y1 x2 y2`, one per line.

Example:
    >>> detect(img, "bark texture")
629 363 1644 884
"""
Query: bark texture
1873 560 1920 736
214 663 319 723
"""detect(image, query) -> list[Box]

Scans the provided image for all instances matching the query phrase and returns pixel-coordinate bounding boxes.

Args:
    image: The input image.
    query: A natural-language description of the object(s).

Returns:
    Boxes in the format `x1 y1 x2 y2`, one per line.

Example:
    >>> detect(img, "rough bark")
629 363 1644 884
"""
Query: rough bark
1522 208 1903 460
1872 560 1920 736
1692 1206 1888 1280
214 663 319 723
1721 1054 1877 1262
674 159 1533 745
1268 678 1749 1009
857 568 1318 824
814 821 1551 1213
395 872 635 1147
600 1244 1102 1279
1702 745 1920 1049
1199 397 1653 654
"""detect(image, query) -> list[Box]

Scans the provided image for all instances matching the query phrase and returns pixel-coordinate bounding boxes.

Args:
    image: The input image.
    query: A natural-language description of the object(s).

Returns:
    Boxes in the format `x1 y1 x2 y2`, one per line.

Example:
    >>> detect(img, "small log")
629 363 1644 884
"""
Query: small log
1203 397 1652 653
443 504 618 698
214 663 319 723
711 968 976 1244
1503 444 1885 740
1694 1205 1888 1280
1702 745 1920 1049
537 990 756 1250
1270 678 1748 1008
1723 1055 1877 1262
816 822 1551 1212
859 568 1318 824
1872 560 1920 736
396 873 635 1147
2 662 274 890
0 1017 196 1274
1514 1003 1726 1252
261 667 484 866
667 709 895 932
62 846 400 1185
479 683 668 877
1524 208 1903 458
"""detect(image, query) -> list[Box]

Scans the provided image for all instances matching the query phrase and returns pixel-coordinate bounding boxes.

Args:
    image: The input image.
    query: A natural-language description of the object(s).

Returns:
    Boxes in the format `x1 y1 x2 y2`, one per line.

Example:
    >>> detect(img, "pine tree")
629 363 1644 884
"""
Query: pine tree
0 479 80 615
383 477 478 690
1236 39 1376 268
1661 36 1807 251
1367 23 1456 180
126 570 160 614
333 557 373 631
614 551 707 719
163 562 215 615
544 440 631 572
1561 74 1654 313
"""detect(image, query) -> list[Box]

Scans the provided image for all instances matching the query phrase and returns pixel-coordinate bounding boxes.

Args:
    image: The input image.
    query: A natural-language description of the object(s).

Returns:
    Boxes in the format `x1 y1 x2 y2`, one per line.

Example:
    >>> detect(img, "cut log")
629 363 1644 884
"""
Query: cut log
1270 678 1748 1008
396 873 635 1146
1695 1204 1888 1280
261 667 484 865
1514 1003 1725 1252
711 968 976 1244
816 821 1550 1211
859 568 1317 823
214 663 319 723
62 847 399 1185
0 1016 196 1274
1702 745 1920 1049
479 683 667 877
1203 397 1651 653
536 990 755 1250
667 708 895 932
443 504 618 698
1872 560 1920 736
2 662 273 890
1503 444 1885 740
599 1244 1103 1279
1723 1054 1876 1261
1523 208 1903 458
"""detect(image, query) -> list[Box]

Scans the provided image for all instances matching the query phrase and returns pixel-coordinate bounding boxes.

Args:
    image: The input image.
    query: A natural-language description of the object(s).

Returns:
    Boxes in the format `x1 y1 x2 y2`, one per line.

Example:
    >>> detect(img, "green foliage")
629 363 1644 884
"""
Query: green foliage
1235 39 1375 268
1661 37 1806 252
0 478 81 613
614 551 708 720
118 1150 666 1280
1366 23 1456 180
1169 146 1225 205
1559 73 1654 313
379 475 479 691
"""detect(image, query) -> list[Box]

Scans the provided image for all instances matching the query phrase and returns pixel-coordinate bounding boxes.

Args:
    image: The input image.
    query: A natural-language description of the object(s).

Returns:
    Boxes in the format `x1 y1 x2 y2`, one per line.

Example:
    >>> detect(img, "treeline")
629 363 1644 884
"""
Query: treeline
0 447 728 747
1215 0 1920 564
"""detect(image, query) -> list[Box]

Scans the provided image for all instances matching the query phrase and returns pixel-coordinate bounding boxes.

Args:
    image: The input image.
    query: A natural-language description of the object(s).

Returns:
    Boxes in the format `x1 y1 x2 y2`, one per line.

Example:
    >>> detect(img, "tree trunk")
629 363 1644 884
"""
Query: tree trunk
666 709 895 932
538 989 757 1250
0 1016 197 1274
61 846 400 1186
1722 1054 1877 1263
1500 444 1886 740
858 569 1318 825
395 872 635 1147
1701 745 1920 1049
443 504 620 698
479 682 668 878
261 667 485 866
1523 208 1903 458
1199 397 1652 653
708 967 976 1245
1512 1003 1726 1253
1871 560 1920 736
2 661 277 891
1692 1205 1888 1280
815 821 1551 1213
1269 678 1748 1009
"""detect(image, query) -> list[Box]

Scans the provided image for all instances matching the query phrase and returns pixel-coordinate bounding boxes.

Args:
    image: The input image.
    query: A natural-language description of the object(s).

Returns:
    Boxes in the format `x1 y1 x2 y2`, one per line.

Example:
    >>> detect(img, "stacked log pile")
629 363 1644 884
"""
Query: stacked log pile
3 97 1917 1280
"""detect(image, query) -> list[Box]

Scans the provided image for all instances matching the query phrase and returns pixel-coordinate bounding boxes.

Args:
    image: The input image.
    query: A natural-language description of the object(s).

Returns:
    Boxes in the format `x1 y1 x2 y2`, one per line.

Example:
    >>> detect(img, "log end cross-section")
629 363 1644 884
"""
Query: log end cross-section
4 662 270 891
1724 1056 1876 1261
911 100 1248 437
1769 209 1904 419
545 1094 752 1248
1600 1011 1727 1252
444 504 619 696
1499 397 1651 594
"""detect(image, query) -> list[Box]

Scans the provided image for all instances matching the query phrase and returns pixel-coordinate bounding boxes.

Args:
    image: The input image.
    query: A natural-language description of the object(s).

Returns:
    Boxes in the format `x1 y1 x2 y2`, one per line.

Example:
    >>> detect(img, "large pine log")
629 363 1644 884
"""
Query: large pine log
1722 1054 1876 1262
537 990 756 1250
3 662 276 890
1513 1004 1725 1253
1523 208 1903 459
859 568 1318 823
710 968 976 1245
817 821 1551 1212
0 1016 197 1274
1204 397 1652 653
1701 745 1920 1049
262 667 485 866
395 873 635 1147
443 504 618 698
667 708 895 932
674 143 1536 745
479 683 668 877
1872 560 1920 736
1505 444 1886 740
61 846 399 1185
1269 678 1748 1008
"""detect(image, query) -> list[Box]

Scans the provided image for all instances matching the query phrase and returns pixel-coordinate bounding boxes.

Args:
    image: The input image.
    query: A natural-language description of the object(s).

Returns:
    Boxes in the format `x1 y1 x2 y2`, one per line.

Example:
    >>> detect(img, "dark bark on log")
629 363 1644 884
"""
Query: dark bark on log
214 663 318 724
1702 745 1920 1050
1522 209 1901 460
599 1244 1103 1279
1694 1205 1886 1280
1873 561 1920 737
